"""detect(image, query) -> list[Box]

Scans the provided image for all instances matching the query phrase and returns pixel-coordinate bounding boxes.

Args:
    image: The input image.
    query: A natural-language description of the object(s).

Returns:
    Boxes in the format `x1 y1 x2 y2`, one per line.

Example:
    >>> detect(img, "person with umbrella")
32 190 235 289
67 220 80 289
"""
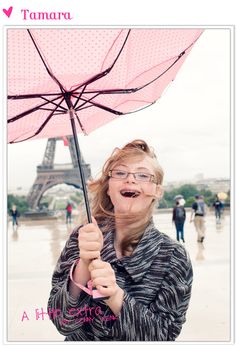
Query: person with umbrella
7 27 201 341
47 139 193 341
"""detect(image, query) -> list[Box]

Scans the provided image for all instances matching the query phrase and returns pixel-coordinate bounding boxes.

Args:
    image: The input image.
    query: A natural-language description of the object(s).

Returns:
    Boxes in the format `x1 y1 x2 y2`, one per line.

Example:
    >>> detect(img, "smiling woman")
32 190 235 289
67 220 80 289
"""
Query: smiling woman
47 139 193 341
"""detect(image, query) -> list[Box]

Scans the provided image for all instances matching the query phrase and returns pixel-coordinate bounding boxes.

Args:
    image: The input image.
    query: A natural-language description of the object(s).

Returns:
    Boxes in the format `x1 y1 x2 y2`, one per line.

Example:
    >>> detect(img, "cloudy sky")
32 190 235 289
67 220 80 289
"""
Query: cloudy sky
7 28 231 190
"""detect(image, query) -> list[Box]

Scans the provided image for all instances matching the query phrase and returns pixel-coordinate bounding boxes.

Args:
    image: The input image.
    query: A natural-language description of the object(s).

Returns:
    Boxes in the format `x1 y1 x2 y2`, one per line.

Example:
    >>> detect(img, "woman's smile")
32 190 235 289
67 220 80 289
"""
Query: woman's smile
120 188 141 198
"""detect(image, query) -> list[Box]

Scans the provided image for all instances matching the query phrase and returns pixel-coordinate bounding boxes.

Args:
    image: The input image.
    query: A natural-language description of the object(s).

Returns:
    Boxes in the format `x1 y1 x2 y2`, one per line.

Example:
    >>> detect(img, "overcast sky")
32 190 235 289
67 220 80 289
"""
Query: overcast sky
7 28 231 191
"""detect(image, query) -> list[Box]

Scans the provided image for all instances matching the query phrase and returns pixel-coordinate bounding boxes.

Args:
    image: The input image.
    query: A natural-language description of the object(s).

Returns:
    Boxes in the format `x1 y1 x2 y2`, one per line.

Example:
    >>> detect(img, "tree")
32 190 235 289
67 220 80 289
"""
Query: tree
159 184 224 208
8 194 29 214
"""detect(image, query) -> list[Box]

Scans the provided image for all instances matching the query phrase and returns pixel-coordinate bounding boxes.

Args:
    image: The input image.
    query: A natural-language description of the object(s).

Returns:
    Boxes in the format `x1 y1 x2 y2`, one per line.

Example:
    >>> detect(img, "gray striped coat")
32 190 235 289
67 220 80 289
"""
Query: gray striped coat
47 219 193 341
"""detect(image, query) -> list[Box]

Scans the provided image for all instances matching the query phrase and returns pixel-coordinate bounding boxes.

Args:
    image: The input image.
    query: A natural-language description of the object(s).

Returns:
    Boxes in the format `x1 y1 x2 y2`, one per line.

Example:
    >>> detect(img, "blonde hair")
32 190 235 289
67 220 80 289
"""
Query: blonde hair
88 139 164 255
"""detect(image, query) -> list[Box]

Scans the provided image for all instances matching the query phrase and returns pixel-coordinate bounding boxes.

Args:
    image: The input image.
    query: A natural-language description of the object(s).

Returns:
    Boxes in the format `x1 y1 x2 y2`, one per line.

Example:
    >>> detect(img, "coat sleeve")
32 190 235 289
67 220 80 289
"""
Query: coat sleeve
47 227 92 336
91 244 193 341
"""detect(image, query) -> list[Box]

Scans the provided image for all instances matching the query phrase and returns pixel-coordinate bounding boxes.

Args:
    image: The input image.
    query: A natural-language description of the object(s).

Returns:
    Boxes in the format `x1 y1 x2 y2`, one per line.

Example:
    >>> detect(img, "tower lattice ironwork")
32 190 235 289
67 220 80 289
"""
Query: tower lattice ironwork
27 136 91 209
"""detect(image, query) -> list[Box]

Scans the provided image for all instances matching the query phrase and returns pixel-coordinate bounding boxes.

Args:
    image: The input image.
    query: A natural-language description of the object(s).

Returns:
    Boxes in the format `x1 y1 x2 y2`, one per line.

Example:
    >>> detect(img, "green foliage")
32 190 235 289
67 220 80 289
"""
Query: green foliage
39 195 53 209
7 194 29 214
55 200 68 210
160 184 198 208
159 184 230 208
185 197 195 207
70 192 83 205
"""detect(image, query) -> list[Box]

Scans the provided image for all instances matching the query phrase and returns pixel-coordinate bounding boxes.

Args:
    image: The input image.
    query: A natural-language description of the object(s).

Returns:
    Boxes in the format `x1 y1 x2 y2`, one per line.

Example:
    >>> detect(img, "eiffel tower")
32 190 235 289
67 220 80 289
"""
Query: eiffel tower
27 136 91 210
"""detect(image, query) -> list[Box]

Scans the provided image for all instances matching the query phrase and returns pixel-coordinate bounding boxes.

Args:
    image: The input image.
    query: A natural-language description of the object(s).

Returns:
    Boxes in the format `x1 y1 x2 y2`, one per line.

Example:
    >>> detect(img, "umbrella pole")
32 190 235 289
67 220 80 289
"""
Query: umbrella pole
69 108 109 301
69 108 92 223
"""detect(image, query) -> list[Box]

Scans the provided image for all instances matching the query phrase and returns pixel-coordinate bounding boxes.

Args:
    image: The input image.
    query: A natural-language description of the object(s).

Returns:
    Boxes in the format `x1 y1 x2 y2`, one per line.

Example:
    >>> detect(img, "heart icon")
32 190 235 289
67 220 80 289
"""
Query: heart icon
3 6 13 18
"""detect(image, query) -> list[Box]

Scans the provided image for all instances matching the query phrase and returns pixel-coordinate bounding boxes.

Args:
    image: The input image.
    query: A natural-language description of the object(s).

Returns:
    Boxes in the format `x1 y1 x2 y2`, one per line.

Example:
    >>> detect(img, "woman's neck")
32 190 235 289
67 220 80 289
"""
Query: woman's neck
113 216 151 258
113 224 127 258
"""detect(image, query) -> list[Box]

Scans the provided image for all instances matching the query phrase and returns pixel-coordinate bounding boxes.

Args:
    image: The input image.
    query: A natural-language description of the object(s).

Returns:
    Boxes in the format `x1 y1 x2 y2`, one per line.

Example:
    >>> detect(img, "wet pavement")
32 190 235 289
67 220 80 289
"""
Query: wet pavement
7 211 231 342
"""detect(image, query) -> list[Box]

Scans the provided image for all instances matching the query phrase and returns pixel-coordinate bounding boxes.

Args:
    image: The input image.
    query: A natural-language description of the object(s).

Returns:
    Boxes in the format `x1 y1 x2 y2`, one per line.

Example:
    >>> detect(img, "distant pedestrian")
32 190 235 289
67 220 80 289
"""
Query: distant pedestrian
213 196 224 224
172 200 186 243
9 205 19 227
190 195 206 243
66 202 72 224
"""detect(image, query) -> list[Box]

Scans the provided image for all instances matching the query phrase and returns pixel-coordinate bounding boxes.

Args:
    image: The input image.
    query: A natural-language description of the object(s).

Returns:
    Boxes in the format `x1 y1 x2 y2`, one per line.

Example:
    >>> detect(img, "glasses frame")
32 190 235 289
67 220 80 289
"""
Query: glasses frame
108 169 158 184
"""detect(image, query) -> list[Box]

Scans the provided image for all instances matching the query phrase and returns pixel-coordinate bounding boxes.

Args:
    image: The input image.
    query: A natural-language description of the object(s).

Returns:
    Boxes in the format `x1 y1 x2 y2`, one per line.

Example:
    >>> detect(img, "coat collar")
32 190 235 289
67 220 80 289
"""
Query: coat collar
100 219 163 283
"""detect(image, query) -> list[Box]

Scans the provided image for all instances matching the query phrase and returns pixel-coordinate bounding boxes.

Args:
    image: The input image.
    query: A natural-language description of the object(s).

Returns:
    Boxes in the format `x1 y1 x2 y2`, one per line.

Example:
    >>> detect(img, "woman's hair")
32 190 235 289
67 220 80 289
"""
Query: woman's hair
88 139 164 255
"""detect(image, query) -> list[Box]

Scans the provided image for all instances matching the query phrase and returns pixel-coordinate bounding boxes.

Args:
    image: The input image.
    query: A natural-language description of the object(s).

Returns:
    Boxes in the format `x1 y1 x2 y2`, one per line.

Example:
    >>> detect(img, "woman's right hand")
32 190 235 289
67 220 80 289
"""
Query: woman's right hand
78 217 104 263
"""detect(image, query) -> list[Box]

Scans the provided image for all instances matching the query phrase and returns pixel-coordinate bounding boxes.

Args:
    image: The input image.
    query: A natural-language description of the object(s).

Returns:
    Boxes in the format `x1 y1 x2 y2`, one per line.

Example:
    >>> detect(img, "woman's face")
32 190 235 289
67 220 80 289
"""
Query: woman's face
107 156 162 215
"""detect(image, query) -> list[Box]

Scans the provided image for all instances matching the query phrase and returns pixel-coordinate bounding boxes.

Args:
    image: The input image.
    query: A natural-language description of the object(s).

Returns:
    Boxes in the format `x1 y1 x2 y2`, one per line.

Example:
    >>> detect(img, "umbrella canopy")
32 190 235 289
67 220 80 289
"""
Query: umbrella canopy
7 28 203 223
8 28 203 143
217 192 228 200
174 194 184 201
178 198 186 206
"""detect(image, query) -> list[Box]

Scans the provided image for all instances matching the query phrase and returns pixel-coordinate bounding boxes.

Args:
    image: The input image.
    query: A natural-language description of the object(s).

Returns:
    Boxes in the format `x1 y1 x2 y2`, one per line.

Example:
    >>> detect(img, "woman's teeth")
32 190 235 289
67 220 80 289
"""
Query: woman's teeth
120 190 140 198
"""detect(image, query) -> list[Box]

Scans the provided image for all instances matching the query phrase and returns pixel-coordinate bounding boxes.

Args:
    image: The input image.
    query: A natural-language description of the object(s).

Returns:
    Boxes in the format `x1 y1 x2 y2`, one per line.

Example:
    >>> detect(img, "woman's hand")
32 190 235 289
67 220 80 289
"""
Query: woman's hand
78 217 103 263
88 259 120 298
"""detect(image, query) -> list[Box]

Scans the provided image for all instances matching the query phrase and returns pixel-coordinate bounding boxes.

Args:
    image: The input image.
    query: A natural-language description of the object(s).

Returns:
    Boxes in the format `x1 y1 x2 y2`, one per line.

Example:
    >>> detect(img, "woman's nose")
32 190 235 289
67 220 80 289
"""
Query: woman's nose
126 172 136 182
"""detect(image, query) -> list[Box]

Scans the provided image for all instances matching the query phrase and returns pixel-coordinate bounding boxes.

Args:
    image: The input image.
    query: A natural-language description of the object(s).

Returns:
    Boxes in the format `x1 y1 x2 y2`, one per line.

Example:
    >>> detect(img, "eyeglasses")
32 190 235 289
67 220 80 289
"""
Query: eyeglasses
108 170 157 183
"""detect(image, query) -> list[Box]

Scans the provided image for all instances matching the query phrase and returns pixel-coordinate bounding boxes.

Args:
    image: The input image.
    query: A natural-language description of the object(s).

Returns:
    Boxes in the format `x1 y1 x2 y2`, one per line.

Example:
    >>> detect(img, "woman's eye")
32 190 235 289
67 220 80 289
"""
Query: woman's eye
115 170 126 176
138 173 150 179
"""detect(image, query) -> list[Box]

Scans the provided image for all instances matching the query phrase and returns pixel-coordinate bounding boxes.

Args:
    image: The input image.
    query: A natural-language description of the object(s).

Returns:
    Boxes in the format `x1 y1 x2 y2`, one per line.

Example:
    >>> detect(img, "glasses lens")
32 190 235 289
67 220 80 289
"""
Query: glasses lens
112 170 127 179
110 170 156 183
135 173 151 182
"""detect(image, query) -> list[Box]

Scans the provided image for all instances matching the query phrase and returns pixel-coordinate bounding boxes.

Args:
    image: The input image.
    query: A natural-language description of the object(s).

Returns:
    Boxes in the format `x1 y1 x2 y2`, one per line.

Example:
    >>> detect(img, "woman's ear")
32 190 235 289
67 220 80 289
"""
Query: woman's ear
155 184 164 200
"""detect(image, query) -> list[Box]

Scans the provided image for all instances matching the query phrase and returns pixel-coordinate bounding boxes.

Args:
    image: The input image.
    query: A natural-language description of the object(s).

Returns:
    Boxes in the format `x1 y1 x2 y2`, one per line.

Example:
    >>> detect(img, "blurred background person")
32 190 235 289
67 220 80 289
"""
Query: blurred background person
9 204 20 227
172 198 186 243
213 195 224 224
190 195 207 243
65 202 73 224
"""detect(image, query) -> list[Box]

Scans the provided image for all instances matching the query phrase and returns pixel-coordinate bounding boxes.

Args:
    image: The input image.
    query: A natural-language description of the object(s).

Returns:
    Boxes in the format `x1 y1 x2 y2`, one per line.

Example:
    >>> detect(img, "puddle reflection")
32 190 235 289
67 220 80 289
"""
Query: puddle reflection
11 225 19 241
195 242 205 261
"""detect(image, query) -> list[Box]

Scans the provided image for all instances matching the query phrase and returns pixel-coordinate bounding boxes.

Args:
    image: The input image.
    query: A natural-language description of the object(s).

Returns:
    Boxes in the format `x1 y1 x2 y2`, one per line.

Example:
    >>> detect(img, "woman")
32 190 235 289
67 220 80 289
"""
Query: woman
48 139 193 341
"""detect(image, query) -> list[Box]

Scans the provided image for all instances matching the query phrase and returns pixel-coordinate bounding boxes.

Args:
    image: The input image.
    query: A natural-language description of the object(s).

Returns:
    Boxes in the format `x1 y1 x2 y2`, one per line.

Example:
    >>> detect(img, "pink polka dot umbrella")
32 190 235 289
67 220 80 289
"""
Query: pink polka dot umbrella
7 28 203 222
